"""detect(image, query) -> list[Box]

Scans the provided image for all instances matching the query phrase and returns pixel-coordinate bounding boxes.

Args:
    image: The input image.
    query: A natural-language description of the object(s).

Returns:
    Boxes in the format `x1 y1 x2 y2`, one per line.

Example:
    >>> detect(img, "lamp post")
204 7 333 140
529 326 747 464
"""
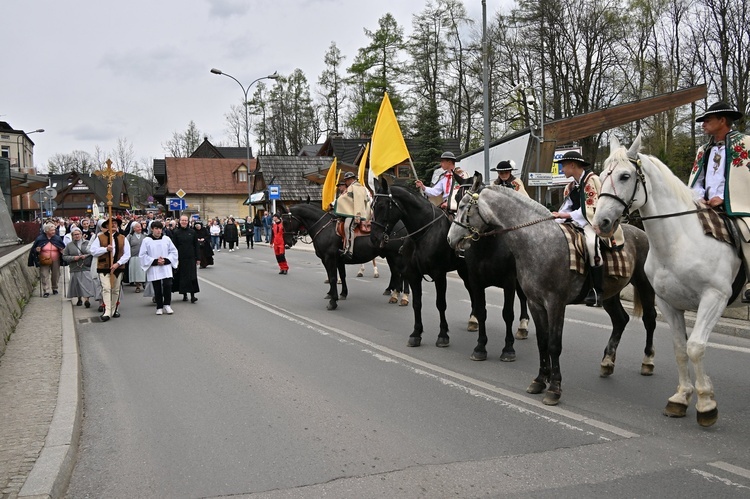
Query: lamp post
15 129 44 171
210 68 279 217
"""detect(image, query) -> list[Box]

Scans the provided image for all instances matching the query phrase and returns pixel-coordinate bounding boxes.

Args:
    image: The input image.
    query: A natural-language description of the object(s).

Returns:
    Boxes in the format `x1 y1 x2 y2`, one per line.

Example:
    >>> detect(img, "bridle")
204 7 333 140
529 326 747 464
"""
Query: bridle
599 153 707 222
280 211 335 243
371 191 446 245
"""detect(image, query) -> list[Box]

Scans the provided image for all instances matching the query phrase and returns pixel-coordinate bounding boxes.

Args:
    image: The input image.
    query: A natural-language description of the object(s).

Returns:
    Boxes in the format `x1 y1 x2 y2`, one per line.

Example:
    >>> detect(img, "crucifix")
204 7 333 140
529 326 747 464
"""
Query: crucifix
94 159 123 288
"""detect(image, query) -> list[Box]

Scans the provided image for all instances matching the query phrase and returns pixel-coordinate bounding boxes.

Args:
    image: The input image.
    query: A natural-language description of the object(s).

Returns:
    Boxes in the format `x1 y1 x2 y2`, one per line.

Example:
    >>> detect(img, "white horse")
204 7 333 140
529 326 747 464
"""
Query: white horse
593 135 745 427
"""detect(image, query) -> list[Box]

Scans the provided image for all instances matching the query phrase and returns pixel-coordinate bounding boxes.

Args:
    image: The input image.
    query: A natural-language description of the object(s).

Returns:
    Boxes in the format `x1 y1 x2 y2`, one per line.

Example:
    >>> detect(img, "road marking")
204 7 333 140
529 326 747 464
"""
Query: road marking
201 276 639 440
691 468 750 489
708 461 750 481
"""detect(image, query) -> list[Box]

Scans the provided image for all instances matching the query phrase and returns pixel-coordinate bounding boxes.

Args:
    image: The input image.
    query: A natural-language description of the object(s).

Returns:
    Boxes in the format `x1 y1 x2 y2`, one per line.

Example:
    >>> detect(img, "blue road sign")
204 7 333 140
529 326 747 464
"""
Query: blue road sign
268 184 281 200
167 198 186 211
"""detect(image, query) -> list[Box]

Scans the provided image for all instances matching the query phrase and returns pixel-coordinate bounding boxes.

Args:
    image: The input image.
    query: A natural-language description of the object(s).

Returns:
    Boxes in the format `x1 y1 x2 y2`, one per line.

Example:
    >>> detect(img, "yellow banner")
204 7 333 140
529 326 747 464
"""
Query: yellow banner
358 142 370 186
321 157 338 210
370 92 410 177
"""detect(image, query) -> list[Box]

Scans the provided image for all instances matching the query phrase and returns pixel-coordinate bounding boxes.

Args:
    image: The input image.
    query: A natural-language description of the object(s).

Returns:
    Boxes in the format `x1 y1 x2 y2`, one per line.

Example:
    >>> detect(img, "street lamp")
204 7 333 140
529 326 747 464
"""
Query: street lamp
210 68 279 217
15 128 44 171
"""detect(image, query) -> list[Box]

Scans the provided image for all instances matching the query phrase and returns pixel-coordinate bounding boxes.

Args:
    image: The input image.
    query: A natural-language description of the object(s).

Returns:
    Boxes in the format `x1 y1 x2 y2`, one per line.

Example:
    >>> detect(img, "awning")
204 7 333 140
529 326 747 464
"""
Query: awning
243 192 266 205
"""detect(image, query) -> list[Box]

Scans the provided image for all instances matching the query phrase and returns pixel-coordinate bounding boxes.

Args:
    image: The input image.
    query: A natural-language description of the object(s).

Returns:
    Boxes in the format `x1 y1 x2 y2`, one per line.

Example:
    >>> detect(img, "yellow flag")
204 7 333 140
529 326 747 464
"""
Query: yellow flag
370 92 410 177
358 142 370 186
321 158 338 210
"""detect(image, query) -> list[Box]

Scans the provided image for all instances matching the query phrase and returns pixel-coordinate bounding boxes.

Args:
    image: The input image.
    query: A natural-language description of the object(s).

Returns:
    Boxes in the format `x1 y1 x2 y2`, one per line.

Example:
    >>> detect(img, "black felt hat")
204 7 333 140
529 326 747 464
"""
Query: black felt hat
554 151 590 167
696 101 743 122
491 160 514 172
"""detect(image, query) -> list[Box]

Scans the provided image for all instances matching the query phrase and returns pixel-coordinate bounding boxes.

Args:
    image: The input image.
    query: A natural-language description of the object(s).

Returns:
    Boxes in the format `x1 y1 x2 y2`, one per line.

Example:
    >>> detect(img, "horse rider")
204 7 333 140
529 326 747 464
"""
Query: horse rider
552 151 623 308
415 151 467 210
688 101 750 302
336 171 369 259
491 160 529 197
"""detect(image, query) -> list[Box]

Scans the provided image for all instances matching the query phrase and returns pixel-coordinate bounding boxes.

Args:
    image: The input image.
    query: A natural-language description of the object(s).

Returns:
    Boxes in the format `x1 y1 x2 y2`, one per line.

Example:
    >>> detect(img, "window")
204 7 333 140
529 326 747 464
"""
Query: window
1 146 9 158
239 171 247 182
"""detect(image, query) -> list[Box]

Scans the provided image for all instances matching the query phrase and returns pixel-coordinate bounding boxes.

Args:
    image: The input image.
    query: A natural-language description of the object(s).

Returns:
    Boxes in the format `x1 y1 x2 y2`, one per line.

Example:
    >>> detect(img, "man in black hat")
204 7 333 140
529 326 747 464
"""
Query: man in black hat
552 151 623 307
688 101 750 301
491 160 528 197
335 171 369 258
90 218 131 321
416 151 467 210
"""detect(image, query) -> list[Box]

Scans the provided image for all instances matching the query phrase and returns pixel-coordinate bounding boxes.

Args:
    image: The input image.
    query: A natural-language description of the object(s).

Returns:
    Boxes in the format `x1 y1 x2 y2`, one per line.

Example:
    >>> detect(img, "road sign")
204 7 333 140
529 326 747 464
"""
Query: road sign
45 187 58 199
268 184 281 200
31 190 49 204
48 200 58 212
176 189 187 198
167 198 186 211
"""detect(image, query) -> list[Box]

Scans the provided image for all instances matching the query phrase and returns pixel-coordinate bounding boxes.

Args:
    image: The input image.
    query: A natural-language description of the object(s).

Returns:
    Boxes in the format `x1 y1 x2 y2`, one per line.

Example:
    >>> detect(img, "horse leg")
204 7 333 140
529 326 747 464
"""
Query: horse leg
389 289 399 304
637 277 658 376
339 260 348 300
468 315 479 332
434 273 450 347
543 306 567 406
688 293 726 427
658 297 692 418
600 296 629 377
407 277 424 347
324 260 339 311
499 284 516 362
526 302 550 395
470 287 488 361
515 283 530 340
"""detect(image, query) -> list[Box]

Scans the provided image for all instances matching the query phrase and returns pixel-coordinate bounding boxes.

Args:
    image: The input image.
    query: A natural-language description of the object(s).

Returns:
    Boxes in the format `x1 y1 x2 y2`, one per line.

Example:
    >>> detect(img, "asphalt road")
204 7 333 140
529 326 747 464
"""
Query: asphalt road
67 245 750 498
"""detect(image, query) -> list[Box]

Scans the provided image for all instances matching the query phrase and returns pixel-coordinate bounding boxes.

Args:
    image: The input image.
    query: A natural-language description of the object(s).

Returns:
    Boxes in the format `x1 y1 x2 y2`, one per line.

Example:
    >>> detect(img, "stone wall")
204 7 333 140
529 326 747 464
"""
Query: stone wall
0 245 37 358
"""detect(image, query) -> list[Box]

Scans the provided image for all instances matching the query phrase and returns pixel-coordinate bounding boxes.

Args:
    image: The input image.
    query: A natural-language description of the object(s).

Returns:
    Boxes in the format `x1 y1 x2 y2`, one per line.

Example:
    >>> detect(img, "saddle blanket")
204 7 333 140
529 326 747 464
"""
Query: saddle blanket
558 223 631 277
696 203 734 246
335 219 371 240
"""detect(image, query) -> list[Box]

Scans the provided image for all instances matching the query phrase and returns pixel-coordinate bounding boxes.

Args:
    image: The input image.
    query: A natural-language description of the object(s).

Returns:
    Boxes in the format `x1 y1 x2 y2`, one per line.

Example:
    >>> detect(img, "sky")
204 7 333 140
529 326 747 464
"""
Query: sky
3 0 507 171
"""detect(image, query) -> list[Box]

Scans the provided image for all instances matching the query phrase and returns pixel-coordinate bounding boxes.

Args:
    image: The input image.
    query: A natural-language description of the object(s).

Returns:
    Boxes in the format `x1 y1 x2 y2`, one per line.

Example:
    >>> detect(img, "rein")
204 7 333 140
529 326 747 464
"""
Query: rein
455 191 554 242
372 192 447 244
600 154 710 222
282 211 335 242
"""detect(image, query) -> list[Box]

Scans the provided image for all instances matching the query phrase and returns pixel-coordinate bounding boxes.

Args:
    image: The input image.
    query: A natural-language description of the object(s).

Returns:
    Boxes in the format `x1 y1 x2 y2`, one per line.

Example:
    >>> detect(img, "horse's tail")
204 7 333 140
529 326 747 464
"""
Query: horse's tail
630 285 643 318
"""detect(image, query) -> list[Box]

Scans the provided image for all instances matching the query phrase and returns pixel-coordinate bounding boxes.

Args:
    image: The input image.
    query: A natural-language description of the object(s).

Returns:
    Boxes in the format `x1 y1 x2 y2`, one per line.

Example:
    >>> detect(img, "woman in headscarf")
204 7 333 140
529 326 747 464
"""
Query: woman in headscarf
28 222 66 297
62 227 96 307
127 221 147 292
193 221 214 268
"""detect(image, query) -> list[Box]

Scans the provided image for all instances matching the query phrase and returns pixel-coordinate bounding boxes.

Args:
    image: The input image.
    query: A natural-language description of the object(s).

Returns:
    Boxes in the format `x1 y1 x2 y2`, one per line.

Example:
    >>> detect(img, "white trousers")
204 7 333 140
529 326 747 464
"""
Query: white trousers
583 225 601 267
99 272 123 317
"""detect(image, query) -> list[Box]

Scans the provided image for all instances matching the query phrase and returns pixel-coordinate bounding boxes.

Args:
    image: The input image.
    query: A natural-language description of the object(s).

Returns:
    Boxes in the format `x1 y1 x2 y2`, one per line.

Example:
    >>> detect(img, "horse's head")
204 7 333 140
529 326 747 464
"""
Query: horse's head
370 177 401 248
595 134 647 237
280 205 302 248
447 172 487 251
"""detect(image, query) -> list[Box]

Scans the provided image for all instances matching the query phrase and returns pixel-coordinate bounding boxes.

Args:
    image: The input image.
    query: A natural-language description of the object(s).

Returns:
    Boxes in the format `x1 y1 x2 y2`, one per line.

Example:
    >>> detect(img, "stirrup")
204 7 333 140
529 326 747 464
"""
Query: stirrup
742 288 750 304
584 289 603 307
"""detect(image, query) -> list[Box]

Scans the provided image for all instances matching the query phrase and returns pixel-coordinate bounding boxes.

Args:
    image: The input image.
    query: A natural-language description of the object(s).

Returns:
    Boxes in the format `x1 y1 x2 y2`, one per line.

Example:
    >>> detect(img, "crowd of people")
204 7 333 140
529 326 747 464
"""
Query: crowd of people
26 210 290 321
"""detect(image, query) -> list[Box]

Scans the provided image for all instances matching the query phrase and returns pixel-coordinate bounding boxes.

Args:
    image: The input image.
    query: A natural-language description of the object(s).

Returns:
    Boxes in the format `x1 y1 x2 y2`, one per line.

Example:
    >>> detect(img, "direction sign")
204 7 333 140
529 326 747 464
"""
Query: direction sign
167 198 187 211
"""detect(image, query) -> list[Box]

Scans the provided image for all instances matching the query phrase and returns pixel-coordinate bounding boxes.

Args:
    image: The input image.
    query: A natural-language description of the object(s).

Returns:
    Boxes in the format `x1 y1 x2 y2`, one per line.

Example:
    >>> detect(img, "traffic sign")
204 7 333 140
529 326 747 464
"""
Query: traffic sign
31 190 48 204
45 187 58 199
176 189 187 198
268 184 281 200
167 198 186 211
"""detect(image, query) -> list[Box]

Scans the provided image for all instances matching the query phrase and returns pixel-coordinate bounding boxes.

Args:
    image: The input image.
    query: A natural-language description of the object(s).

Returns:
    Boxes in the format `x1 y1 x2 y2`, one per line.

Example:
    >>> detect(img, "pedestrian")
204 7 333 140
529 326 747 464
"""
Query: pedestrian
127 222 147 292
90 218 131 322
246 215 255 249
193 221 214 268
262 211 273 242
28 222 65 297
271 213 289 274
209 219 221 251
224 216 239 252
62 227 95 308
139 221 178 315
171 215 201 303
688 101 750 301
252 212 263 243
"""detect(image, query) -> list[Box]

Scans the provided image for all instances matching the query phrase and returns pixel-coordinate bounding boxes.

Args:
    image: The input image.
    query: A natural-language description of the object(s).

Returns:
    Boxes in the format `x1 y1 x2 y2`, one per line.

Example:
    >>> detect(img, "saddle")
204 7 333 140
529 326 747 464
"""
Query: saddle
558 223 631 278
336 219 371 240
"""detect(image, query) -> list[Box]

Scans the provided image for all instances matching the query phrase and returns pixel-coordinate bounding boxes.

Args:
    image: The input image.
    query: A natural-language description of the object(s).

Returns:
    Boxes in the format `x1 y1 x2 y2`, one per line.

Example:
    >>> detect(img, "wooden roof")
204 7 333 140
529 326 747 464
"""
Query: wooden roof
255 156 331 201
164 157 254 195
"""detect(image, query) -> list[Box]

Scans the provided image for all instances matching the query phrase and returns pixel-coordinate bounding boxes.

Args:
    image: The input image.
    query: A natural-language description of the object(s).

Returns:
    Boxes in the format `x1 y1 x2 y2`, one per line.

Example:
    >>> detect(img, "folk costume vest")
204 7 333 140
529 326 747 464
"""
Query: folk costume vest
563 170 625 247
96 232 126 275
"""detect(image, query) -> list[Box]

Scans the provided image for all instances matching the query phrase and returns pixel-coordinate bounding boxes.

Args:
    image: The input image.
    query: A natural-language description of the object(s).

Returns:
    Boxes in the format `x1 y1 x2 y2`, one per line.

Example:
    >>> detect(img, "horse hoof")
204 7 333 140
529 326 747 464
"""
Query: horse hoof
407 337 422 347
467 323 478 332
389 297 398 304
383 289 391 296
470 351 487 361
697 407 718 427
499 352 516 362
663 401 688 418
340 295 347 300
526 380 546 394
543 390 561 406
435 337 450 348
640 364 654 376
515 329 528 340
357 271 364 277
326 301 338 311
400 299 409 306
324 294 332 300
599 364 614 377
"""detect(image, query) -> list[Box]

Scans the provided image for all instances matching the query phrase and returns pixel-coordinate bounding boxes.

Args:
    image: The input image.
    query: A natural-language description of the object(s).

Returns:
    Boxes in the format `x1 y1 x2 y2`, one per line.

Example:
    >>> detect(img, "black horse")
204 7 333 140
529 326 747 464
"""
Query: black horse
281 203 409 311
371 179 528 359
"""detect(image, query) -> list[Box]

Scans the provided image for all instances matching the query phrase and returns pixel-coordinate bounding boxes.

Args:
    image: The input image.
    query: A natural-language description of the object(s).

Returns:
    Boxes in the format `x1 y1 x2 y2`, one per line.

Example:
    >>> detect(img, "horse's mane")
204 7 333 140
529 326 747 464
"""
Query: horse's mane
483 184 552 217
607 147 696 206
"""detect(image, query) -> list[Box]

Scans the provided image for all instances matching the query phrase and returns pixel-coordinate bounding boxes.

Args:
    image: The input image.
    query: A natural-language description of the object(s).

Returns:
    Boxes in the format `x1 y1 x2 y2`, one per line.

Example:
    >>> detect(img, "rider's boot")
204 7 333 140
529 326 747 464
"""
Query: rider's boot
584 265 604 307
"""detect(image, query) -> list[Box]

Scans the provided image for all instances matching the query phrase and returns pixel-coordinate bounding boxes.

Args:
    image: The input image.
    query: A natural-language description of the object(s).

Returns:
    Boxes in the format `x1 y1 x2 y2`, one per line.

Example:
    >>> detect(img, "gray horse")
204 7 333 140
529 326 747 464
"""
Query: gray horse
447 174 657 406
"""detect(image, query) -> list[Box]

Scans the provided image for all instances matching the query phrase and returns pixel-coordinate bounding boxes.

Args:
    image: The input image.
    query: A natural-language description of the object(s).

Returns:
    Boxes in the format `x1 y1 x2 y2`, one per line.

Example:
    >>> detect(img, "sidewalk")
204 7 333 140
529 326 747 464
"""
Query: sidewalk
1 252 748 498
0 292 80 499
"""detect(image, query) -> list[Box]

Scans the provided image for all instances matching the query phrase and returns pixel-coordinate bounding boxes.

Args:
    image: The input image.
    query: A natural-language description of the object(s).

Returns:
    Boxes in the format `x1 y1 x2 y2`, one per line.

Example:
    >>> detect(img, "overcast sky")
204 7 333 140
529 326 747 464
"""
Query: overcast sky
3 0 511 170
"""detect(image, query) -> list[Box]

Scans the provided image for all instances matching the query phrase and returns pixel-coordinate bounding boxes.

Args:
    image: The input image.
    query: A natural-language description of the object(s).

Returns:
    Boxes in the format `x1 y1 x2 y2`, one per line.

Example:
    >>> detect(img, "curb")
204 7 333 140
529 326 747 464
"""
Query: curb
19 299 81 499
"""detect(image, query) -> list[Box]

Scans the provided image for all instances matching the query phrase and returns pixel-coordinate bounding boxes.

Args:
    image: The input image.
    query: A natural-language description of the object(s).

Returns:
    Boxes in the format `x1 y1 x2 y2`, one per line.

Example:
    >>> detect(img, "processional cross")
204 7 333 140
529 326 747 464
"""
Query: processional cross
94 159 123 286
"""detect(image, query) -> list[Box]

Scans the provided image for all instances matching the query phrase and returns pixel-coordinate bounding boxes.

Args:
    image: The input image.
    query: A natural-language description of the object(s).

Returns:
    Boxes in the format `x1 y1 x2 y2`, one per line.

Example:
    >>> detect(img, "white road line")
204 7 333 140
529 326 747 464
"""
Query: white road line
200 276 640 440
691 468 750 489
708 461 750 481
